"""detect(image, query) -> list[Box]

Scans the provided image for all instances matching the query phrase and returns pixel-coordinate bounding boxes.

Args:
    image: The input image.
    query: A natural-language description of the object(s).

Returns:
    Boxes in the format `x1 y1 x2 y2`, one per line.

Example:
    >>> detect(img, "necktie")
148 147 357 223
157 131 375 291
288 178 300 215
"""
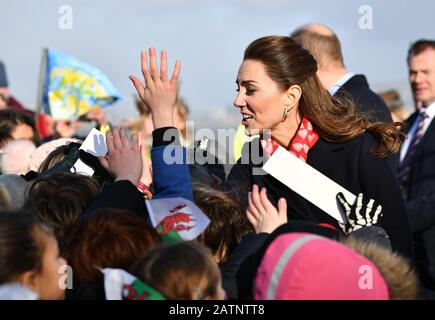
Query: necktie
397 111 429 188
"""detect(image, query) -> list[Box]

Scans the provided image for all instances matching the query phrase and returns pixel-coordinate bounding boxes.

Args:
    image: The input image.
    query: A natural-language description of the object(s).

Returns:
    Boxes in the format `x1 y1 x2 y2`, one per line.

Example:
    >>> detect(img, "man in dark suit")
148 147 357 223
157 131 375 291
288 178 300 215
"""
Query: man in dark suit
291 24 398 172
291 24 392 123
398 40 435 290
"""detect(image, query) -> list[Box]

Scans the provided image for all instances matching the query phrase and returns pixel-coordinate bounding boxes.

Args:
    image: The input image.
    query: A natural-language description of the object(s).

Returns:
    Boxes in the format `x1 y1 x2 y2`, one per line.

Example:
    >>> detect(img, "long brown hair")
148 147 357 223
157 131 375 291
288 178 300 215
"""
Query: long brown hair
244 36 401 157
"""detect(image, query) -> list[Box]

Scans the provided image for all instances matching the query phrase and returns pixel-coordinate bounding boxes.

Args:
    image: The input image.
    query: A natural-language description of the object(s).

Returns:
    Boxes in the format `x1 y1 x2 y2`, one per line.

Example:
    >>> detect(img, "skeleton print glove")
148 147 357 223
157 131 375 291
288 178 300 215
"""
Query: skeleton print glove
336 192 383 235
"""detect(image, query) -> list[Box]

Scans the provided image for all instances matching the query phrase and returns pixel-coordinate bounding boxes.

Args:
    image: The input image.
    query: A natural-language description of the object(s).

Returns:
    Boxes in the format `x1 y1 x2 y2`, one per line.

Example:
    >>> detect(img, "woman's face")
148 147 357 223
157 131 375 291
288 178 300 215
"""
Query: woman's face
234 59 287 135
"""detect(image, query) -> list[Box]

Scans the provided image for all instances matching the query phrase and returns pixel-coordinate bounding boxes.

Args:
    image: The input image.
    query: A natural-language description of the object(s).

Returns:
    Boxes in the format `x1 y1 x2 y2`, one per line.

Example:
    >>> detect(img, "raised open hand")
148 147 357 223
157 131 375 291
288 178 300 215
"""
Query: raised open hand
336 192 383 235
129 48 181 129
247 184 288 234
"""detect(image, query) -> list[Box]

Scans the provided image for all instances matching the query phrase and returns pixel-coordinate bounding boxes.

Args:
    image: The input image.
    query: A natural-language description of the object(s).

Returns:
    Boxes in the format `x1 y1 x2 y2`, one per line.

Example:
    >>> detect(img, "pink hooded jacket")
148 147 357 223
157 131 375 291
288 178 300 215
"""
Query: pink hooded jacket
254 233 389 300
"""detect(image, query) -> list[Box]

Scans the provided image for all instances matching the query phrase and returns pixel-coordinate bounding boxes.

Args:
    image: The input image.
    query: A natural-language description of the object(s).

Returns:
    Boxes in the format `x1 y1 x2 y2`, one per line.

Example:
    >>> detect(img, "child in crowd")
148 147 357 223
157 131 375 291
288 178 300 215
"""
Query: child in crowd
63 208 160 286
0 211 67 300
23 173 101 244
131 241 226 300
253 232 418 300
193 186 252 264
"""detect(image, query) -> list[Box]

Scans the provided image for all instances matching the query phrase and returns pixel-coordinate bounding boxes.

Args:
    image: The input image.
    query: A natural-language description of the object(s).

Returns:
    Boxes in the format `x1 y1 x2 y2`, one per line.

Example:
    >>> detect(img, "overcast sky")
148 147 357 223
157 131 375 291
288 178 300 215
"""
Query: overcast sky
1 0 434 129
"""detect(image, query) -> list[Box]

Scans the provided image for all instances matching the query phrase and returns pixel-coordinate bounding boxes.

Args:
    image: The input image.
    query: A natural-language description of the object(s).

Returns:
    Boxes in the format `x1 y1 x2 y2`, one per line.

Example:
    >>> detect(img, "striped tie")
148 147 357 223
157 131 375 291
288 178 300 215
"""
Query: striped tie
397 111 429 188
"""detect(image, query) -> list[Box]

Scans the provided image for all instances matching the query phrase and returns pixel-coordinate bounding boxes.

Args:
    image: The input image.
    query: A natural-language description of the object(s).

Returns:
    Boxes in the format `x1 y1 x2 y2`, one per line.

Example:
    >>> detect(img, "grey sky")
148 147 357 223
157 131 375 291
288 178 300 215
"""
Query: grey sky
1 0 434 130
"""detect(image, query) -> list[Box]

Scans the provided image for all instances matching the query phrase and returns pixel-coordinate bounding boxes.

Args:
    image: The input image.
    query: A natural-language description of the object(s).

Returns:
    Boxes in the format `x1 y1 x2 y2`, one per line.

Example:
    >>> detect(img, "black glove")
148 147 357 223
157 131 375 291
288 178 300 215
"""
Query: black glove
336 192 383 235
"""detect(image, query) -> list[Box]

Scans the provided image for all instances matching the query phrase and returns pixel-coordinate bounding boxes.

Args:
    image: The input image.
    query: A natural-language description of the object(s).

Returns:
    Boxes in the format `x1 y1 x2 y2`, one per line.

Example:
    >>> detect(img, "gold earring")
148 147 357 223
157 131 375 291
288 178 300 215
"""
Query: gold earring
282 105 296 122
281 107 290 122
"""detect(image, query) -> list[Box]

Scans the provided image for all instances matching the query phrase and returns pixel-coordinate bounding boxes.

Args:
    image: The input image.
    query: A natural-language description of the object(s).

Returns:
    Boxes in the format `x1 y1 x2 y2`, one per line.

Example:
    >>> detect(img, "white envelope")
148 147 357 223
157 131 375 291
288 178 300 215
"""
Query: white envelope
262 145 355 224
71 128 107 176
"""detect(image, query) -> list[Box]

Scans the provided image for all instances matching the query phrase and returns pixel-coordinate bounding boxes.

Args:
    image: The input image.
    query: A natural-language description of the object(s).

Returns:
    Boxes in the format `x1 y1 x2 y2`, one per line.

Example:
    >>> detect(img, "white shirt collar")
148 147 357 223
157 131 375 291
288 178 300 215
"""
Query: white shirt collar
422 101 435 119
328 72 355 96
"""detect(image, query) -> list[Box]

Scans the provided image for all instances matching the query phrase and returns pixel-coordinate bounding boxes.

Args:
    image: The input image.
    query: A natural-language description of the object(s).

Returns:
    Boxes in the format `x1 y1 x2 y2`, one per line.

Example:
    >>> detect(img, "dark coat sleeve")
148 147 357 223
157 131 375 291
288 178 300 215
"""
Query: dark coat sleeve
407 194 435 233
359 135 414 261
224 162 251 209
403 113 435 233
338 76 392 123
220 233 269 300
82 180 147 219
346 87 392 123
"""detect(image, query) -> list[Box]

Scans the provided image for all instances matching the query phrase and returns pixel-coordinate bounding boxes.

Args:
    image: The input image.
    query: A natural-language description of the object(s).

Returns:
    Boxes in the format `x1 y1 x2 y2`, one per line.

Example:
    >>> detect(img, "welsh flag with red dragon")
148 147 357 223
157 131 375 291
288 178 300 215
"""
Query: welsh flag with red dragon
145 197 210 242
103 268 165 300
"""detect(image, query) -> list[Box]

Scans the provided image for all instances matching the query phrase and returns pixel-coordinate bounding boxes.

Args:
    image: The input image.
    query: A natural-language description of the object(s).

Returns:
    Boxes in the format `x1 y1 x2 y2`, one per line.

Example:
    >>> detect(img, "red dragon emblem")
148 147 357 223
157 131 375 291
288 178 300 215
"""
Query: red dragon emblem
122 284 150 300
156 204 196 235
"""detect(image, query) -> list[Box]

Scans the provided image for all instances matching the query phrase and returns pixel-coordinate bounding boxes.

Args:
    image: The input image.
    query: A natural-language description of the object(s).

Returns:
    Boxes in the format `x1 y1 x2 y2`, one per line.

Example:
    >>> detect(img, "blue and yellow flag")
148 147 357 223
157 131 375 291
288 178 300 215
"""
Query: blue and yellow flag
43 49 122 120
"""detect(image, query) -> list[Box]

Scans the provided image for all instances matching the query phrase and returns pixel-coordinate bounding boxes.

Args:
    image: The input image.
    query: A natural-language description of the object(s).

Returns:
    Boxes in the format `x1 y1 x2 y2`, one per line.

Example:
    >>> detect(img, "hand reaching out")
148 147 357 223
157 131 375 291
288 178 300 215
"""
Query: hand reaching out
129 48 181 129
99 126 142 186
247 185 288 234
336 192 383 235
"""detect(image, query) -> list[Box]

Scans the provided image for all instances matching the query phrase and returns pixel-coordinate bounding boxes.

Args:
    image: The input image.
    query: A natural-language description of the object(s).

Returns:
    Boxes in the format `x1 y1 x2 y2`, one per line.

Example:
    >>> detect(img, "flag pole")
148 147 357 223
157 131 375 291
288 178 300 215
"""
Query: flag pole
34 48 49 139
35 48 48 121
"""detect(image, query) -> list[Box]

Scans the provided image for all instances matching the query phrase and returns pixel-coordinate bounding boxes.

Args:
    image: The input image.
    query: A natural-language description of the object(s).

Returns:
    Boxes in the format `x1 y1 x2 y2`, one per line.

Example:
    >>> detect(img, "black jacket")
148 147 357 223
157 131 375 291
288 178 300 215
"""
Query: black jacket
82 180 147 219
220 232 269 300
402 111 435 285
226 134 414 260
337 74 399 171
336 74 392 123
